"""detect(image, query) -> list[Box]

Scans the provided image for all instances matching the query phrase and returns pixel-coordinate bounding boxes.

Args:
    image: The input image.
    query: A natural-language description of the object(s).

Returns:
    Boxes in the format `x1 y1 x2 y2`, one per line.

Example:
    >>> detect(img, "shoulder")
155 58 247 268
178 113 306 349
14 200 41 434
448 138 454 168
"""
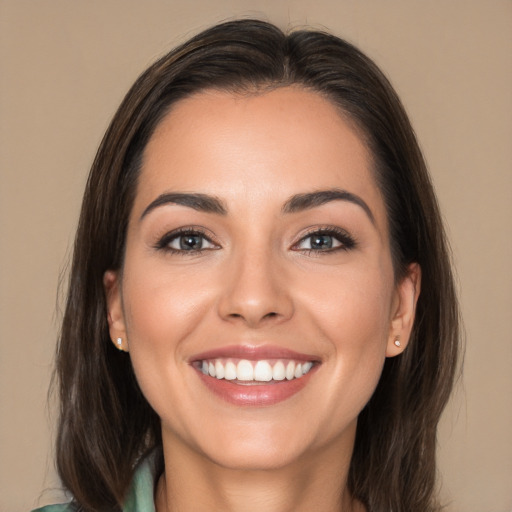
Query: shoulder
31 450 161 512
31 505 75 512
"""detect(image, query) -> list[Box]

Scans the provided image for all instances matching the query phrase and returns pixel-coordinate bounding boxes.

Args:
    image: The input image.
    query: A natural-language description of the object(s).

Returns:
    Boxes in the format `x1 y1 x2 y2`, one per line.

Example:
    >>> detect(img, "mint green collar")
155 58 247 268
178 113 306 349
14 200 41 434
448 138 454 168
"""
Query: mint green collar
123 450 161 512
33 450 161 512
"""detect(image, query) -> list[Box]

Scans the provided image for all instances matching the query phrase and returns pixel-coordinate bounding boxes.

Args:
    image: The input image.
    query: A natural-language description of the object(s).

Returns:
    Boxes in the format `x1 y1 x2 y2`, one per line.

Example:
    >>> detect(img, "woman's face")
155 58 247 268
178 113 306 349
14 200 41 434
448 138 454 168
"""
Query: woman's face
105 87 419 470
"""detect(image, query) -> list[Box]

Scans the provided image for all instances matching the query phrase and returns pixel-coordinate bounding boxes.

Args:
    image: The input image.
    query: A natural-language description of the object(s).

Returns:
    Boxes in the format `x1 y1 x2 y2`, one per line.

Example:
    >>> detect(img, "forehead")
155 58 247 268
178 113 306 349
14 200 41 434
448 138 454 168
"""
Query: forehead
135 87 386 226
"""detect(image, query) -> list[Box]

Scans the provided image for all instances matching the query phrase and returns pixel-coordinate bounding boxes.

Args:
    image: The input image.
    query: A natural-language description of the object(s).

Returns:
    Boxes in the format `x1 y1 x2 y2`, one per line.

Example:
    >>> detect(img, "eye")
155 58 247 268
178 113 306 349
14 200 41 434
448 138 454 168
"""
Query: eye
293 228 356 253
156 228 219 254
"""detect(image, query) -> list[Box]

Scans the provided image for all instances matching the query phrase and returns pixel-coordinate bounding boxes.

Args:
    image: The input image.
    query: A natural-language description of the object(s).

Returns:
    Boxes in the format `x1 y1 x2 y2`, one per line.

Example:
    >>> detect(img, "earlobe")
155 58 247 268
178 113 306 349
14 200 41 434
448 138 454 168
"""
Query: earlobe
386 263 421 357
103 270 129 352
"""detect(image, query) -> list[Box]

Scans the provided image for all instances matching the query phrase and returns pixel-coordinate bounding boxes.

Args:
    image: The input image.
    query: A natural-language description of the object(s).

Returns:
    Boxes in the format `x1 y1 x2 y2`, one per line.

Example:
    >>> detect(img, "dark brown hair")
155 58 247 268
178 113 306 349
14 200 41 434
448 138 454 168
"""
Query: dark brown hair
55 19 460 512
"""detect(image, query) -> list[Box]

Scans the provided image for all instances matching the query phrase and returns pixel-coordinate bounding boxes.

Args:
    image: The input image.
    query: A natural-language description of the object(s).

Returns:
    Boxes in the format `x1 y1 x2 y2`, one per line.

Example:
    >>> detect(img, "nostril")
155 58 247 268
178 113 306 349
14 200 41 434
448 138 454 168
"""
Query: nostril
227 311 279 323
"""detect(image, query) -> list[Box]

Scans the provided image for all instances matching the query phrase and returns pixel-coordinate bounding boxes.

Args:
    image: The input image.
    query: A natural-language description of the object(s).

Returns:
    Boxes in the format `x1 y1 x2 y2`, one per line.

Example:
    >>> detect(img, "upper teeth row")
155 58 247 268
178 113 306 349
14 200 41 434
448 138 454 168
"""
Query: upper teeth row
200 359 314 382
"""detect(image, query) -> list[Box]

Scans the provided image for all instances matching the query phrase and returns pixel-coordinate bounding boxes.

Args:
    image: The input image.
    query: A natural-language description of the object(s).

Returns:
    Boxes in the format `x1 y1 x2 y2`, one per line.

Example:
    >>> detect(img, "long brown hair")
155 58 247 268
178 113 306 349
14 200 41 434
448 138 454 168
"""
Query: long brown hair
55 19 460 511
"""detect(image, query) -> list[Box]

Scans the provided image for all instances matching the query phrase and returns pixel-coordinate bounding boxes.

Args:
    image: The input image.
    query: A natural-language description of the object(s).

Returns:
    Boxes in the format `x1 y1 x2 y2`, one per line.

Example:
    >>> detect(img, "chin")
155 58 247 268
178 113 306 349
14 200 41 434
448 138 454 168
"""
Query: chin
185 416 355 473
163 417 313 471
204 439 308 472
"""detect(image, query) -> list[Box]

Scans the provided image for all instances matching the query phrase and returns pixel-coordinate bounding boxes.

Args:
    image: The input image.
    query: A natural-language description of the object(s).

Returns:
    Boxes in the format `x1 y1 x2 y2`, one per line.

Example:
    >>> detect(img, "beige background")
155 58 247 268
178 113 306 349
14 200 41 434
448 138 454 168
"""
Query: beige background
1 1 511 511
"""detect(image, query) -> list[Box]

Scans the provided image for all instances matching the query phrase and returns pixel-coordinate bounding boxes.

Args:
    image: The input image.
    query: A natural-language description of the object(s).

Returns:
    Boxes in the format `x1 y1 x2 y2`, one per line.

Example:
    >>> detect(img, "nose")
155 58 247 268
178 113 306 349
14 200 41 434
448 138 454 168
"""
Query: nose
217 247 294 328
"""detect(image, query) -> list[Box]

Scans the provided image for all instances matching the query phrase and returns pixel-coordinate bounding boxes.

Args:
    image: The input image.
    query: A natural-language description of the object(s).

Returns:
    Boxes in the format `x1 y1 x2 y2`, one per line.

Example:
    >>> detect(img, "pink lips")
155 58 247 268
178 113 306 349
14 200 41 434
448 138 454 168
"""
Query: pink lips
191 344 318 362
190 345 319 407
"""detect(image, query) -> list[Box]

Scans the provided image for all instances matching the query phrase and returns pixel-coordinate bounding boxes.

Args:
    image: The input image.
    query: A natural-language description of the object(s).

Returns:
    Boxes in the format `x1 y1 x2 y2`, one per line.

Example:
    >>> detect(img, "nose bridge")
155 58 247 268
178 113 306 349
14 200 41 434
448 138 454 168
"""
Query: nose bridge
218 240 293 327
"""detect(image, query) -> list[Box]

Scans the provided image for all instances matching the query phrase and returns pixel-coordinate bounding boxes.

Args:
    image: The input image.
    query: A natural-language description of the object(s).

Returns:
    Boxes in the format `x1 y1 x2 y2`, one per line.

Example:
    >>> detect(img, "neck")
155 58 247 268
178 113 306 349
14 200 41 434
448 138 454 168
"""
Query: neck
155 427 364 512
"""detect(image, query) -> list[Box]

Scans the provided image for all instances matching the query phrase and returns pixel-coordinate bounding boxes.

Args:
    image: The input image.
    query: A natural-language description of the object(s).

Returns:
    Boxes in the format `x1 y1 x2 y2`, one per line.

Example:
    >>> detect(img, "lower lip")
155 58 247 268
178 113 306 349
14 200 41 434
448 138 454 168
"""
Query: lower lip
195 367 317 407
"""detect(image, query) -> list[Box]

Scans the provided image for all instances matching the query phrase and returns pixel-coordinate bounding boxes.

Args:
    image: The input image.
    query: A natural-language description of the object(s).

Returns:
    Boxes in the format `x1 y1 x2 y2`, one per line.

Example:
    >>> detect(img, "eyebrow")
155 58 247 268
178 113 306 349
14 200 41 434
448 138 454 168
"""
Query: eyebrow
140 192 227 220
140 188 374 224
282 188 375 224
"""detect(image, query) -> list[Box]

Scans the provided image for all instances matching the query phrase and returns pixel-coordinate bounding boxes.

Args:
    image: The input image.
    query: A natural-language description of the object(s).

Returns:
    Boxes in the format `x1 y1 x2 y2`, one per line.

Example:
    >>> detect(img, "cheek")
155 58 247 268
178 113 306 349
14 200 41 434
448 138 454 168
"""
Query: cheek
122 260 213 346
119 260 217 412
302 261 394 346
298 263 394 414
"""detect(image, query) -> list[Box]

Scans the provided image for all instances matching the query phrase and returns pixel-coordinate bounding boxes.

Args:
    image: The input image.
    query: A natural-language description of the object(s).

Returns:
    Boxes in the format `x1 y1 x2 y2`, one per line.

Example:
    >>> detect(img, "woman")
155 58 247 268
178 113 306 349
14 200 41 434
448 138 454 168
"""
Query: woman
36 19 459 512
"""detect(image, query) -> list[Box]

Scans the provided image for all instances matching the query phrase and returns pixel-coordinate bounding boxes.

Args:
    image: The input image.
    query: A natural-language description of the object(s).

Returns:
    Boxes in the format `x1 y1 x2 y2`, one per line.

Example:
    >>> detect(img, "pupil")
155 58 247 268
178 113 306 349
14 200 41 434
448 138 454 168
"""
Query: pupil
312 234 333 249
180 234 202 250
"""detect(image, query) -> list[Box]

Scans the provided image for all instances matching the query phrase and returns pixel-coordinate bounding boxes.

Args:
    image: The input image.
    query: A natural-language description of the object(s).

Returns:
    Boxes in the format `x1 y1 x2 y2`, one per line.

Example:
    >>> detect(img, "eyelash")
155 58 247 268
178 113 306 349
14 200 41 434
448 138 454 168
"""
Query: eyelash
154 227 219 255
292 227 356 254
154 226 356 255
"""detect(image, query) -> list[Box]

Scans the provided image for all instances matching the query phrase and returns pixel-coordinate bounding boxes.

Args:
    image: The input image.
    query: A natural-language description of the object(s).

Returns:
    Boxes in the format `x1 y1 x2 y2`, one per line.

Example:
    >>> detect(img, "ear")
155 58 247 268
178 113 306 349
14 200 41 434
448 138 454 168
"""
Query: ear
386 263 421 357
103 270 128 352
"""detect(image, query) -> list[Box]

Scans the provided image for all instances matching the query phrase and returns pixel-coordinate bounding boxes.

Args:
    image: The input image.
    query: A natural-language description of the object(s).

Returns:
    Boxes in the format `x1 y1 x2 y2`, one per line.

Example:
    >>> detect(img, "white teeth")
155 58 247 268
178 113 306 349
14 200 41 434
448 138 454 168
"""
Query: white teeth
224 361 237 380
237 360 254 381
302 361 313 374
215 360 225 379
285 361 295 380
254 360 273 381
272 361 286 381
199 358 315 382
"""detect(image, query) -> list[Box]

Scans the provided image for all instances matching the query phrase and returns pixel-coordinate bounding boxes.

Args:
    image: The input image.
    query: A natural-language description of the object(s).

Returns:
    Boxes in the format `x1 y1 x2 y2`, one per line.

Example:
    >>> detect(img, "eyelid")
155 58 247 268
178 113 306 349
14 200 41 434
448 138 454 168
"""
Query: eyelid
153 225 355 255
291 226 357 252
154 226 221 252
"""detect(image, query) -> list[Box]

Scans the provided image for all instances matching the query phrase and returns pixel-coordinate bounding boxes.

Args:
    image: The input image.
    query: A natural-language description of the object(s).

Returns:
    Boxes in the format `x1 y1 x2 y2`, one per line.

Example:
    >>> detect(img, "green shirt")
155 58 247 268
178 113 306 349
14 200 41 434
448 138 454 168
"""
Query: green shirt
32 452 159 512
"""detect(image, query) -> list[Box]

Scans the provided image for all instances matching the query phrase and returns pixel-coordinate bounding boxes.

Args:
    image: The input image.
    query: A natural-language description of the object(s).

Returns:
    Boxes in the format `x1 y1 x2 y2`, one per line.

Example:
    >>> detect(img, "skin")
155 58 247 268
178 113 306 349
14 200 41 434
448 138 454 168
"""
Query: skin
104 87 420 512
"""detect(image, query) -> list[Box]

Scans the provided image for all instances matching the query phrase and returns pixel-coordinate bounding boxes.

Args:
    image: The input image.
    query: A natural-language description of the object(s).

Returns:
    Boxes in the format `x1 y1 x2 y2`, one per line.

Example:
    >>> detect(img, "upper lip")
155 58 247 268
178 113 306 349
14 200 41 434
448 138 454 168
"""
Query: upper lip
190 344 319 363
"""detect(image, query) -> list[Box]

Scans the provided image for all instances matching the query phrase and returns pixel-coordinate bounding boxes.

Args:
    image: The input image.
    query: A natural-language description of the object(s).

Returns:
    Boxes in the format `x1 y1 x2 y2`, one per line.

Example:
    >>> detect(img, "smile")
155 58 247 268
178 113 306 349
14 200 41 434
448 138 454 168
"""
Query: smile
198 358 315 382
190 346 320 406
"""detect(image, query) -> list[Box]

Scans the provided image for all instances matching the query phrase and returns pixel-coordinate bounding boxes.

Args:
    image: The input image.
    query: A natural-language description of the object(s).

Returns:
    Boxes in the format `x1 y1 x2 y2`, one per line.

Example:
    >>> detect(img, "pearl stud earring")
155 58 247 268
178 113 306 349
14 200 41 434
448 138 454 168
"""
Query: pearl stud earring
394 338 401 347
